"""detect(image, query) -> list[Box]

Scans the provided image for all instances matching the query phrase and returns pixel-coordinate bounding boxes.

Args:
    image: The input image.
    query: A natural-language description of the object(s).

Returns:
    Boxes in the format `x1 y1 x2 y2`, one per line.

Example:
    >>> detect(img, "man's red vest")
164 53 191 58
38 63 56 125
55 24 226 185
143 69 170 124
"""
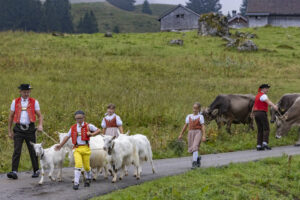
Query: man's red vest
105 116 118 128
13 97 36 123
189 117 202 130
71 122 90 146
253 92 268 112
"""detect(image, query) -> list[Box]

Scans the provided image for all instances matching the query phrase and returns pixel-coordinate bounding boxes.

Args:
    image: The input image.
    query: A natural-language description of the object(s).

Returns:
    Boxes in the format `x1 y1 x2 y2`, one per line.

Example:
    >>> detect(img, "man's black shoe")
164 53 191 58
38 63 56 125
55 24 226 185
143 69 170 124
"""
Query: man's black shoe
257 147 265 151
263 145 272 150
32 171 40 178
7 172 18 179
73 184 79 190
197 156 201 168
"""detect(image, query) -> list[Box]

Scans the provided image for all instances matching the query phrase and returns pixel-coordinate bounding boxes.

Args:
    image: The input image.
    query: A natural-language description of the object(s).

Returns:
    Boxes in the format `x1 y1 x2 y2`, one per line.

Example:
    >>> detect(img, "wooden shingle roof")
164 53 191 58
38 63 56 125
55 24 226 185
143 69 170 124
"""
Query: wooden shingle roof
158 4 200 21
246 0 300 15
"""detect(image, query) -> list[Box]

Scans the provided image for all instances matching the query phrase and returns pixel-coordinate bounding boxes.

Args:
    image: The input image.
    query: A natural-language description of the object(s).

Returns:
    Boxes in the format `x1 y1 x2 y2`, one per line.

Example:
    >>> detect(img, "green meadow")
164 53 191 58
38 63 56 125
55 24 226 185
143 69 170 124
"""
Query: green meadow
92 155 300 200
0 26 300 172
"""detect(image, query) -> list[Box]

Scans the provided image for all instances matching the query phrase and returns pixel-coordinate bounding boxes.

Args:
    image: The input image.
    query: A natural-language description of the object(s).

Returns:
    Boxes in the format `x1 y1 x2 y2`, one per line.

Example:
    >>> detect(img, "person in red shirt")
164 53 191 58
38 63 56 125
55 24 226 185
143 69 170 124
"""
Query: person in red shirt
55 110 101 190
252 84 278 151
7 84 43 180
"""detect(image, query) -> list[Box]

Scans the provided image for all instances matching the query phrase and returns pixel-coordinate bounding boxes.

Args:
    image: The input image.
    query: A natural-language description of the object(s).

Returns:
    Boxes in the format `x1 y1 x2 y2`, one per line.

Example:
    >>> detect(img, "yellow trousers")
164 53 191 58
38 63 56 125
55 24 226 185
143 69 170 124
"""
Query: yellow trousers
74 145 91 171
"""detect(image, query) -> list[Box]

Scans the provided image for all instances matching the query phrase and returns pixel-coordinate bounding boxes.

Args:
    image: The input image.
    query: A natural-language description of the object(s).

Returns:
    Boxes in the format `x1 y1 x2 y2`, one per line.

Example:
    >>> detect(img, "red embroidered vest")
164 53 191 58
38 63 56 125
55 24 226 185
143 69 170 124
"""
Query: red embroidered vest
105 116 118 128
71 122 90 146
189 117 202 130
13 97 36 123
253 92 268 112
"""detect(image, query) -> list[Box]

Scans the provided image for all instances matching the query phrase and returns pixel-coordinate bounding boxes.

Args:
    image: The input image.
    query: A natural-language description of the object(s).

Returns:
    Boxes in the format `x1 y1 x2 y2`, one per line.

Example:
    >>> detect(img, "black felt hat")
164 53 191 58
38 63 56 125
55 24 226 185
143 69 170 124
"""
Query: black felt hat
18 84 33 90
259 84 271 89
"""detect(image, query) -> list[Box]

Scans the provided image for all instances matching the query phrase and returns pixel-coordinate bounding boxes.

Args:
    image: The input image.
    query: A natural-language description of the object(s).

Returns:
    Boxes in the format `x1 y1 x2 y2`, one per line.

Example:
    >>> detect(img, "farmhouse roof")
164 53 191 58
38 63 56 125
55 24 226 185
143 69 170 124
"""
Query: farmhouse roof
228 14 248 23
158 4 200 21
246 0 300 16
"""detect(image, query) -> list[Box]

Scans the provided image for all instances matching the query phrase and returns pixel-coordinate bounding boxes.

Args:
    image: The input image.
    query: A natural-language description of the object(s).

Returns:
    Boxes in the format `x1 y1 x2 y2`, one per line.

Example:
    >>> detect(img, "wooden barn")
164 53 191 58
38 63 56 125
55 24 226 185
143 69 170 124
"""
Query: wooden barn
158 5 200 31
246 0 300 27
228 10 248 29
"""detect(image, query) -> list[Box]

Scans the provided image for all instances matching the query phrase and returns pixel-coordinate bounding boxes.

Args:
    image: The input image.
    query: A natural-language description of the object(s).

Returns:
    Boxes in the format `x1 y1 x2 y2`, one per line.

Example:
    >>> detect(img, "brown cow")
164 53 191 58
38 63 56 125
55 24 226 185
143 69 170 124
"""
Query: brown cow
270 93 300 123
275 97 300 146
202 94 255 133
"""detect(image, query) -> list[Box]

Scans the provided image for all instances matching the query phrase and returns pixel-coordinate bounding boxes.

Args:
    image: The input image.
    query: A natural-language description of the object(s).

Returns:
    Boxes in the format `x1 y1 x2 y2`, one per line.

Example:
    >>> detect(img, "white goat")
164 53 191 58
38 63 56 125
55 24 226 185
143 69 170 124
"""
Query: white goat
129 134 156 176
58 133 109 181
103 135 140 183
30 142 66 185
58 133 74 165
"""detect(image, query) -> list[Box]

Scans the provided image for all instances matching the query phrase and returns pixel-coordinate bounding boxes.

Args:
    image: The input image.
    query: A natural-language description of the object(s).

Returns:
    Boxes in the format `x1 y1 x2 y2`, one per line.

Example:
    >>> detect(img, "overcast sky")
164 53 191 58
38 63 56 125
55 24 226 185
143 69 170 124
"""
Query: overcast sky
135 0 243 14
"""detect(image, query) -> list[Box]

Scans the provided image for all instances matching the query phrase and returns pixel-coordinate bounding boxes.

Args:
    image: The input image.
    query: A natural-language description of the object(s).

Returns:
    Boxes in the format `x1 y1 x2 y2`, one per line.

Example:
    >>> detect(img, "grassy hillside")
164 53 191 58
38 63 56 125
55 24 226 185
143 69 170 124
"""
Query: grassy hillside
0 27 300 173
135 3 176 17
71 2 161 33
93 155 300 200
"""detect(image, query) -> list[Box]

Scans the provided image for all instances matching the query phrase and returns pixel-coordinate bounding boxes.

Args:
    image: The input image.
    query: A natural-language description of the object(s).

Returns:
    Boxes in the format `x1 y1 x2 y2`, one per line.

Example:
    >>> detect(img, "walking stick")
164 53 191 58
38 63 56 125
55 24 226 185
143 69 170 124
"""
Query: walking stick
38 130 59 143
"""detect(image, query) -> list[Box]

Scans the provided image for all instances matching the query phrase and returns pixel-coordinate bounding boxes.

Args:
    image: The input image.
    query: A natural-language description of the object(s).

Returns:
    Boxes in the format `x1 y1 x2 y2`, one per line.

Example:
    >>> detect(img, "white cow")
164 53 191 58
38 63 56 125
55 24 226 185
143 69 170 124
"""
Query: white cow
30 142 66 185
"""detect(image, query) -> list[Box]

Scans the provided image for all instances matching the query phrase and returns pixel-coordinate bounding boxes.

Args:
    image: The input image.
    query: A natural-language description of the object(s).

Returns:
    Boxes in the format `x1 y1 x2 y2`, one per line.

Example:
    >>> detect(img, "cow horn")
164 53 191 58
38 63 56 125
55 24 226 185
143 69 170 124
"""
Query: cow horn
278 115 288 121
211 109 218 116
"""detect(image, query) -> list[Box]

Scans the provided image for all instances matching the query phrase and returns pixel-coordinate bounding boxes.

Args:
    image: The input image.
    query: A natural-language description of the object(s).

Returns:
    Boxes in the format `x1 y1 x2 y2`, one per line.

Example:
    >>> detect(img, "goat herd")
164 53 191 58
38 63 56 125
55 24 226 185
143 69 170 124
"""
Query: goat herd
30 93 300 185
31 131 156 185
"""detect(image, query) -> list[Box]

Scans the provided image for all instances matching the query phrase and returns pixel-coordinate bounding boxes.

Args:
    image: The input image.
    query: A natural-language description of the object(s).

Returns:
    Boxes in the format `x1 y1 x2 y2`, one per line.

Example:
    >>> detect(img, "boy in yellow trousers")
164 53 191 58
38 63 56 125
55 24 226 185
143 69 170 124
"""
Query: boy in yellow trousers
55 110 101 190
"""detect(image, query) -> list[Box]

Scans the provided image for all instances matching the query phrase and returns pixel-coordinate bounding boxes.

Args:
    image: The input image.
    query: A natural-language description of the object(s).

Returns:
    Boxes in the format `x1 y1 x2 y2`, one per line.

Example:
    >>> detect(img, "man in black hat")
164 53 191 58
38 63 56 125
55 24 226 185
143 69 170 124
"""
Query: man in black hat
251 84 278 151
7 84 43 179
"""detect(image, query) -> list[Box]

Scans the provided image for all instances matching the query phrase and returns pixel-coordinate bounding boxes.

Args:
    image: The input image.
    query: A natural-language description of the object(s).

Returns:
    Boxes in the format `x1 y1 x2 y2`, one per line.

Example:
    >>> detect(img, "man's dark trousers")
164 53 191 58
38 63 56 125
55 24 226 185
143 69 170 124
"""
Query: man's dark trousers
254 111 270 146
12 123 39 172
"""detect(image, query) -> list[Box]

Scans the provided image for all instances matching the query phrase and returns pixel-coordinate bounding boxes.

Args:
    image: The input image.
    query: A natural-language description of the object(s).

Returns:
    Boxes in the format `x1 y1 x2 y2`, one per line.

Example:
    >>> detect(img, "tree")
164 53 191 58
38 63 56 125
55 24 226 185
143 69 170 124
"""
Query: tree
43 0 73 33
107 0 136 11
0 0 43 31
77 11 99 34
142 0 152 15
240 0 248 16
227 11 231 19
186 0 222 15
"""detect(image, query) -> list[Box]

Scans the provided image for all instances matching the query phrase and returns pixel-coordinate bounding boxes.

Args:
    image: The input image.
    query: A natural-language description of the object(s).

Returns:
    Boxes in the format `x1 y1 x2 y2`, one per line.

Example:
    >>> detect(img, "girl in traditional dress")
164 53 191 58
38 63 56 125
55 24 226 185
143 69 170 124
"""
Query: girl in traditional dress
178 103 206 169
101 104 123 137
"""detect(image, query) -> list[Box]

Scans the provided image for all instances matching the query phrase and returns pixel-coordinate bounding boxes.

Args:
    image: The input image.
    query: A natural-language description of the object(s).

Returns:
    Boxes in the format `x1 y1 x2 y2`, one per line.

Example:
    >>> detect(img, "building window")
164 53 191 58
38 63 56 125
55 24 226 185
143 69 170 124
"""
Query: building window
255 16 261 20
176 14 184 19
